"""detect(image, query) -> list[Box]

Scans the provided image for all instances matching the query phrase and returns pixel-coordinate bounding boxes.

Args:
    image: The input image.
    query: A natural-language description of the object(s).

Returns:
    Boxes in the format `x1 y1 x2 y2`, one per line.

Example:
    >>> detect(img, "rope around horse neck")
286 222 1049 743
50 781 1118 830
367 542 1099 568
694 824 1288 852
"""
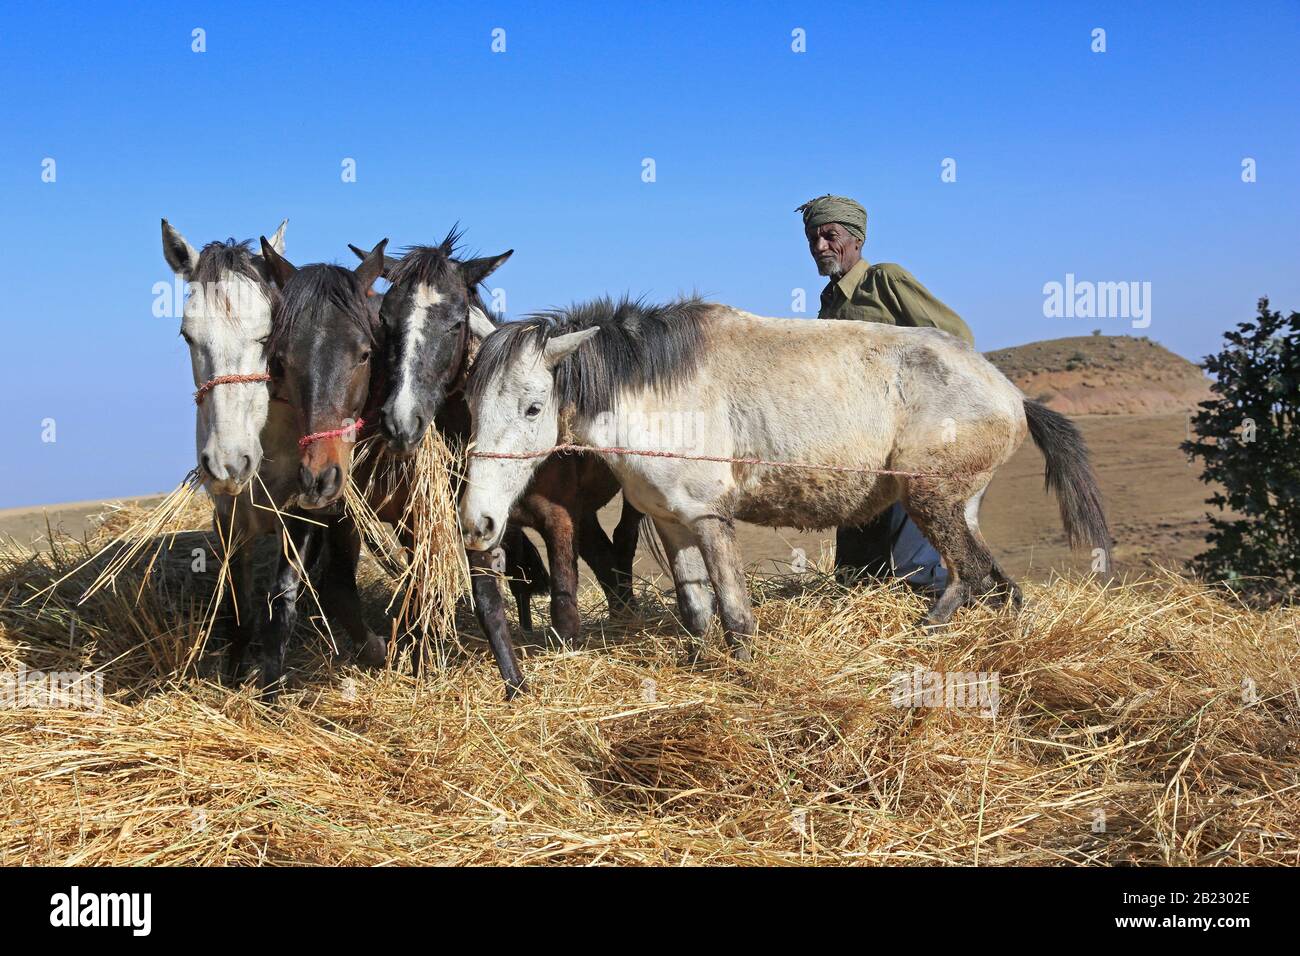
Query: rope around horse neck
468 443 950 479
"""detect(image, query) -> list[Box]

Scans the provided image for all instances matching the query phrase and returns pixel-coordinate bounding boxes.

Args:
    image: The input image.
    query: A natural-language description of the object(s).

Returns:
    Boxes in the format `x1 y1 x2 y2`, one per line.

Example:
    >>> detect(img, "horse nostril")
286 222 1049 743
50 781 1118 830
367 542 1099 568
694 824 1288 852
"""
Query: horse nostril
237 455 253 481
320 465 341 499
477 515 495 540
299 464 314 494
201 453 218 480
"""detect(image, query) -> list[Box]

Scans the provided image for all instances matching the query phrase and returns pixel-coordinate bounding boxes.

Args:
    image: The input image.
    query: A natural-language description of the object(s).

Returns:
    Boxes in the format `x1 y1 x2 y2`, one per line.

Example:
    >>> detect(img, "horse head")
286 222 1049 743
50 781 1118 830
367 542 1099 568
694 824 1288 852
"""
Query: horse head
260 238 388 510
162 218 286 495
349 232 509 453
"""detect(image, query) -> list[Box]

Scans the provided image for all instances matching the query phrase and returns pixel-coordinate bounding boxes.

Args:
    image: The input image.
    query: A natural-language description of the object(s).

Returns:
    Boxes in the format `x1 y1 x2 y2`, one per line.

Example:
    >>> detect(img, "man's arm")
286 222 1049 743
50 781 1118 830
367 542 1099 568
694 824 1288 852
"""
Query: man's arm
870 263 975 346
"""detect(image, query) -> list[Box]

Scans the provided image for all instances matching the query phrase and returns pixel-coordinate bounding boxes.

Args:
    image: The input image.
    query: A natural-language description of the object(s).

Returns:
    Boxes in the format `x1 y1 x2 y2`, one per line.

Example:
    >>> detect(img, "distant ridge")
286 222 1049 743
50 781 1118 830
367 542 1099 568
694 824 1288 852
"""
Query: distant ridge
985 334 1211 415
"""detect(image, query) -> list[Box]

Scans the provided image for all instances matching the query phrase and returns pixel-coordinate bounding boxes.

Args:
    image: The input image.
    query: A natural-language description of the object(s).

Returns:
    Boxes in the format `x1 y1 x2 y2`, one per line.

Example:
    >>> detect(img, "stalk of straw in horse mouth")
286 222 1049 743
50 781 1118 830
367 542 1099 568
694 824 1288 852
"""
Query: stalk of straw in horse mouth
343 428 469 666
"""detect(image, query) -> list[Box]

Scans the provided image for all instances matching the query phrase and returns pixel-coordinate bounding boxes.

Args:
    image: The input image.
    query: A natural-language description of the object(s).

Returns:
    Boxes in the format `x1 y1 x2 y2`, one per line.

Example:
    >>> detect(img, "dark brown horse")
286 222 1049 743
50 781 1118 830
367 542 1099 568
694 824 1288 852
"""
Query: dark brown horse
350 234 642 696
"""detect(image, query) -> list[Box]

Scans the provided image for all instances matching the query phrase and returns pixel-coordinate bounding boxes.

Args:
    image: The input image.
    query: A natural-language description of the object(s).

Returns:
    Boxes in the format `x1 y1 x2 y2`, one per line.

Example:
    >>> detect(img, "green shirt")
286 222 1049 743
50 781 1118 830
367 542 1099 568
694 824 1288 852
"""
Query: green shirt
818 258 975 346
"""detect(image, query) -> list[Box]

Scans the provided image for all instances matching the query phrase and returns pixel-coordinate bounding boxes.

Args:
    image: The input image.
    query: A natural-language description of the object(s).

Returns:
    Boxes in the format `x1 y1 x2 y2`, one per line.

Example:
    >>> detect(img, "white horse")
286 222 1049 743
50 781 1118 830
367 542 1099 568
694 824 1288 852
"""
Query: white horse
460 297 1111 658
162 220 384 681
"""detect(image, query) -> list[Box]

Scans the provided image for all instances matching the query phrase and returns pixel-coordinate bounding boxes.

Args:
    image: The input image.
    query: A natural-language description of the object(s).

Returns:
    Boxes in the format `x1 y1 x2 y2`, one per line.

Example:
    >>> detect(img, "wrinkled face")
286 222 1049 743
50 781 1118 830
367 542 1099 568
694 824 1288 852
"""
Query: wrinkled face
270 269 377 510
806 222 862 278
182 274 274 493
460 328 597 550
379 274 471 453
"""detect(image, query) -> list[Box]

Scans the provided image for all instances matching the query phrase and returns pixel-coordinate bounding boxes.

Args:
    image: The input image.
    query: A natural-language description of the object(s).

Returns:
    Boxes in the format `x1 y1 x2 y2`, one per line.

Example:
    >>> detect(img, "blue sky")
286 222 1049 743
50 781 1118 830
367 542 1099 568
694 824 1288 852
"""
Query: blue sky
1 0 1297 507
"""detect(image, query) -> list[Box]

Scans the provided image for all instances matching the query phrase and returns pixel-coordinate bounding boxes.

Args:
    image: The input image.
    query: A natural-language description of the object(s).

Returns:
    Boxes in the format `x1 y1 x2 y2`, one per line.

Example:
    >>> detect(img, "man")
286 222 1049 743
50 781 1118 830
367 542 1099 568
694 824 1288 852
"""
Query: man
796 193 974 593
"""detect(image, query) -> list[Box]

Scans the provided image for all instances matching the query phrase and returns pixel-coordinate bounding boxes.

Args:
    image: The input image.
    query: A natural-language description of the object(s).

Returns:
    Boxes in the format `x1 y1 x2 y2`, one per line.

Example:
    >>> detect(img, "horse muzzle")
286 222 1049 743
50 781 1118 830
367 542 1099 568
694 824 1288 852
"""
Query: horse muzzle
199 450 257 496
380 399 434 455
298 463 344 509
461 511 502 552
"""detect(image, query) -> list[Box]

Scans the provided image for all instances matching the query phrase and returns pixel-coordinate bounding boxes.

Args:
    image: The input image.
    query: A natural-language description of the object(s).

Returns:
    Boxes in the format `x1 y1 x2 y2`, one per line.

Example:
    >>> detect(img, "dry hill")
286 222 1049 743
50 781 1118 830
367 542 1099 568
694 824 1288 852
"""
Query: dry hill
985 334 1211 416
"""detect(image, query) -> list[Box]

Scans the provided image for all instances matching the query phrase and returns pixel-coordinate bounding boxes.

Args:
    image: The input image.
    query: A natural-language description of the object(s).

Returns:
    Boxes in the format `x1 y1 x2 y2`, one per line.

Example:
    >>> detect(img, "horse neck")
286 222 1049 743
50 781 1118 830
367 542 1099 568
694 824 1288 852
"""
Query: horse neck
362 353 390 424
433 323 476 442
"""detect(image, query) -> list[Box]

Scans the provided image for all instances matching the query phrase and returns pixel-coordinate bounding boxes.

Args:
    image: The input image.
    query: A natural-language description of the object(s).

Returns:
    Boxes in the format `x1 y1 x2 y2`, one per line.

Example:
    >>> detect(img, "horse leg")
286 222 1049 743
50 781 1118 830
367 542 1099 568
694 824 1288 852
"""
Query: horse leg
222 544 256 684
321 514 387 670
576 511 624 612
611 498 643 611
963 487 1023 610
211 498 257 684
653 518 717 639
539 510 581 646
260 519 326 700
501 524 540 634
903 486 999 627
691 516 755 661
468 546 526 699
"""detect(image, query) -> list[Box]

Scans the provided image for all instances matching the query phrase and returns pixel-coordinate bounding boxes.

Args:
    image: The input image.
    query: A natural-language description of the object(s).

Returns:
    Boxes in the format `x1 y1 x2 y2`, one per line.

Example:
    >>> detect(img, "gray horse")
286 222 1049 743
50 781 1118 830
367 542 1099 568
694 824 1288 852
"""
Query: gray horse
459 297 1111 658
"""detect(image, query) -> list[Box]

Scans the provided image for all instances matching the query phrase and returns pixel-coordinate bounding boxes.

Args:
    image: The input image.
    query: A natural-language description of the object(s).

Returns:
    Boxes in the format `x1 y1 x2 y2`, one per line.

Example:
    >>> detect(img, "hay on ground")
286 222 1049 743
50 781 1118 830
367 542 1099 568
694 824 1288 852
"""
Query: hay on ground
0 493 1296 865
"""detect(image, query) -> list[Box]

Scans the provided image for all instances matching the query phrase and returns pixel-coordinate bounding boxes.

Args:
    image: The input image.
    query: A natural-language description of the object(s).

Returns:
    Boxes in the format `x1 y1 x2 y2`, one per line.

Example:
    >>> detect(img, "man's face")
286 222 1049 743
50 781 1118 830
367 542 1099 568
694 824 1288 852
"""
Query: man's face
806 222 862 278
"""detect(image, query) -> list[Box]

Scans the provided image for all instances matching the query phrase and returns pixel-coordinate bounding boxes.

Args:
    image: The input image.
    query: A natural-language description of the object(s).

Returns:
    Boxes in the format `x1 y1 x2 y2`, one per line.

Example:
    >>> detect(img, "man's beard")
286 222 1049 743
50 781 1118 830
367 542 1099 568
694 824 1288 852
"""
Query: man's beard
816 256 842 278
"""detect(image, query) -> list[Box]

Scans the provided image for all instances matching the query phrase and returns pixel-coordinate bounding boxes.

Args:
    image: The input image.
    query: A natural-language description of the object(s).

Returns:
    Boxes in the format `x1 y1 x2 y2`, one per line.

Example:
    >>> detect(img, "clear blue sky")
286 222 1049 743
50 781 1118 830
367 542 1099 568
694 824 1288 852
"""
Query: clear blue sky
1 1 1296 507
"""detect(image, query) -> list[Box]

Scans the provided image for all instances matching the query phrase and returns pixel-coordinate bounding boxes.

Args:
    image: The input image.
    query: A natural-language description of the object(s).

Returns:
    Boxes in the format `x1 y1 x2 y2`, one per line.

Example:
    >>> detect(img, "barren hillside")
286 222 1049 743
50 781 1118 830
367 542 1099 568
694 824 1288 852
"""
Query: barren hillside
985 334 1212 415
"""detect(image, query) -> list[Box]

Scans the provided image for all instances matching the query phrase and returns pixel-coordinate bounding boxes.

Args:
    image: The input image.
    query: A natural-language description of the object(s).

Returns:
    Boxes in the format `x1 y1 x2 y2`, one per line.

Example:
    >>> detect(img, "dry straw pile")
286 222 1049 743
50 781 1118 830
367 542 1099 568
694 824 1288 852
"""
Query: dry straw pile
0 483 1296 865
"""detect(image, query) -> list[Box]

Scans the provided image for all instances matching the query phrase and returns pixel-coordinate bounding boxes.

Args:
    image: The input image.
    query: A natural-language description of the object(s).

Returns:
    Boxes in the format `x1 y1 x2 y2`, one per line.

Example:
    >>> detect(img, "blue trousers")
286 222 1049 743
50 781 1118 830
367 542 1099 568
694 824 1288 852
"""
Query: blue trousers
834 503 948 594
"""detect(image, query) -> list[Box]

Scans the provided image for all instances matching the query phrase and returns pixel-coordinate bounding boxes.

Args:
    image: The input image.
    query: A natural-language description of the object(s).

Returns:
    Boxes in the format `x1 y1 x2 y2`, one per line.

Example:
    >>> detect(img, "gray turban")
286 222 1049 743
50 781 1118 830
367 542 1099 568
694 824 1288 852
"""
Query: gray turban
796 194 867 241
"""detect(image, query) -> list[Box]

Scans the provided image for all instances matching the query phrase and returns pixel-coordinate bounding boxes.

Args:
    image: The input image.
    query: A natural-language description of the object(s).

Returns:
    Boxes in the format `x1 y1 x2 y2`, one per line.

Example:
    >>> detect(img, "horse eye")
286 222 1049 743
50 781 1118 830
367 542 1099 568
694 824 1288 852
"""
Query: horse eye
525 402 543 419
359 350 371 364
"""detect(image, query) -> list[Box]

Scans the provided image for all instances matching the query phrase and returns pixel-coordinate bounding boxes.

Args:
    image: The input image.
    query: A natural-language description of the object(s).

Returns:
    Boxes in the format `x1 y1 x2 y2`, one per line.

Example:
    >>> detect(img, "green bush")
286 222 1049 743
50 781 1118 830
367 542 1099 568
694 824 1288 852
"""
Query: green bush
1182 298 1300 602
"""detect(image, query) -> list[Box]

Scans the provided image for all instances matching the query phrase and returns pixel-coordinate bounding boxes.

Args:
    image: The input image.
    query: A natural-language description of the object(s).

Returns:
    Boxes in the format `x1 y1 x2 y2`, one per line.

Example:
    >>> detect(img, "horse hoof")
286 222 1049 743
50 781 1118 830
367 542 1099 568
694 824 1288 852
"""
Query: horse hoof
504 679 528 701
730 644 753 663
355 633 388 670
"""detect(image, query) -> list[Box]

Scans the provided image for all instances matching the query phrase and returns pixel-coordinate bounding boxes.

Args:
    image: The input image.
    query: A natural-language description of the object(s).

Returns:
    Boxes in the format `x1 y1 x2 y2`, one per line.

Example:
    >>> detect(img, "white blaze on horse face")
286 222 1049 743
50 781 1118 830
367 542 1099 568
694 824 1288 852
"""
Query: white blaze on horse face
461 343 558 551
183 273 273 494
388 283 445 429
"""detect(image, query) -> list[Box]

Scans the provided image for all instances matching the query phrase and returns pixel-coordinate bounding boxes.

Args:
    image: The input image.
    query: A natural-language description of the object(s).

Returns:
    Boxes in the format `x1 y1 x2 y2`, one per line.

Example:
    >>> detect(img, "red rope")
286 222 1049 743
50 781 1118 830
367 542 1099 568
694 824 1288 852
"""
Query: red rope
468 443 950 479
194 373 272 405
298 417 366 450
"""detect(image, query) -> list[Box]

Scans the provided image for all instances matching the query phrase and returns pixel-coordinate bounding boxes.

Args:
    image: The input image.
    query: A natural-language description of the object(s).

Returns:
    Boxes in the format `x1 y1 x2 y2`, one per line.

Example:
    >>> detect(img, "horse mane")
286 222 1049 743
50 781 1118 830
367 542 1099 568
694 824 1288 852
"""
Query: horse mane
267 264 378 355
191 239 279 316
386 226 491 315
467 296 711 418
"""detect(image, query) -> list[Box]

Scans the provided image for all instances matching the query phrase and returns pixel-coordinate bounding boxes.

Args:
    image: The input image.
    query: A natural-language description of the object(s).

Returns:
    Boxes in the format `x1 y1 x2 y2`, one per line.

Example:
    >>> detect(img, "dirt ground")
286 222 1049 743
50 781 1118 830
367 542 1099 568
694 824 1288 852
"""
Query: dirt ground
1 413 1211 583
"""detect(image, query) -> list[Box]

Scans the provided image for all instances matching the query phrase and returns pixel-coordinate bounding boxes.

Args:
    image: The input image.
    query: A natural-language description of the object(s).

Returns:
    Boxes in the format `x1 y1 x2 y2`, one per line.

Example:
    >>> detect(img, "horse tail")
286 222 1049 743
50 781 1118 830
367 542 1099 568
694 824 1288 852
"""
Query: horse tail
1023 399 1113 565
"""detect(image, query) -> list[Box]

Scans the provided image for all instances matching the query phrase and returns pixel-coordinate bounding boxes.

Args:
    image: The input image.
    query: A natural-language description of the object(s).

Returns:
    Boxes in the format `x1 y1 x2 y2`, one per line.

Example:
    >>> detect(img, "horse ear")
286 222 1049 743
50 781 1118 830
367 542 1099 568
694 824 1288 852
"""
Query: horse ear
468 304 497 340
353 239 389 290
459 250 513 288
259 235 297 288
161 219 199 279
542 327 599 368
348 243 399 278
266 219 288 256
